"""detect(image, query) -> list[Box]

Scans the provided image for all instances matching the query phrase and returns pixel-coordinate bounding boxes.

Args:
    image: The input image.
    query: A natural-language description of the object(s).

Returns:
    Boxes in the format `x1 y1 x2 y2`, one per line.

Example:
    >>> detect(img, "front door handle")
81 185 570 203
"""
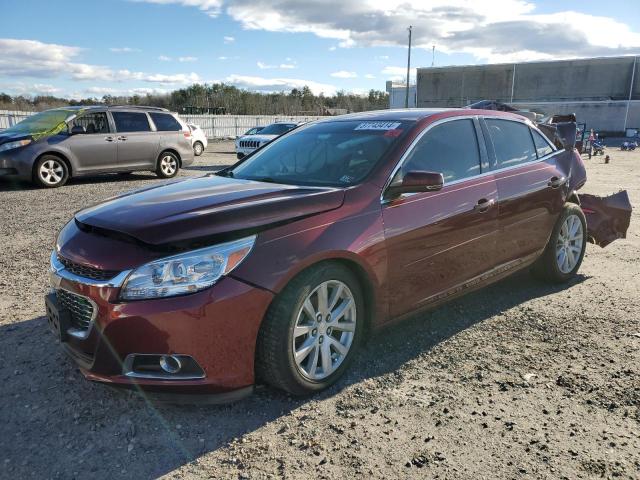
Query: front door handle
117 136 128 141
474 198 495 213
548 176 566 188
104 136 114 142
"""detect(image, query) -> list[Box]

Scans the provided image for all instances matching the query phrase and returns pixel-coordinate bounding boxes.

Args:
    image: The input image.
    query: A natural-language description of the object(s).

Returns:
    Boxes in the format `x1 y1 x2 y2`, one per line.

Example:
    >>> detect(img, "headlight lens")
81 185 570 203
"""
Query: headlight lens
120 235 256 300
0 139 32 152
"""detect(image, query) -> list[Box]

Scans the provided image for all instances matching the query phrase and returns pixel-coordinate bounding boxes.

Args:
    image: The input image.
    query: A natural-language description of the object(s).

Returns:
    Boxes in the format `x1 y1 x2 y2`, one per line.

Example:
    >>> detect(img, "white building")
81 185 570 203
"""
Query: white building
386 81 416 109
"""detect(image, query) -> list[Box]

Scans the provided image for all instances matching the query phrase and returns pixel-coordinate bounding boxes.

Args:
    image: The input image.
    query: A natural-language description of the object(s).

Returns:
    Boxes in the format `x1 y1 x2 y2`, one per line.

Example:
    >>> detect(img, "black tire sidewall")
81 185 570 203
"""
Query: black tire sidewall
194 142 204 156
544 205 587 282
34 155 69 188
156 152 179 178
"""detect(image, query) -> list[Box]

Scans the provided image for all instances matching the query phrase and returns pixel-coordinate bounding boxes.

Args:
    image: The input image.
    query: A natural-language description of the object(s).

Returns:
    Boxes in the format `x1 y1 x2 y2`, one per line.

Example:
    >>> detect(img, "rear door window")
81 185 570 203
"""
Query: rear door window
531 128 554 158
69 112 110 134
402 119 481 183
485 119 537 168
112 112 151 132
150 113 182 131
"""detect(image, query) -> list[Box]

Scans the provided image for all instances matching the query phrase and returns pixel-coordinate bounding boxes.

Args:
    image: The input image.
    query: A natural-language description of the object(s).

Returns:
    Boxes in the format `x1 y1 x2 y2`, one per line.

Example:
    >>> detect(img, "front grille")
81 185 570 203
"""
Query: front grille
239 140 260 149
57 289 95 333
58 255 119 281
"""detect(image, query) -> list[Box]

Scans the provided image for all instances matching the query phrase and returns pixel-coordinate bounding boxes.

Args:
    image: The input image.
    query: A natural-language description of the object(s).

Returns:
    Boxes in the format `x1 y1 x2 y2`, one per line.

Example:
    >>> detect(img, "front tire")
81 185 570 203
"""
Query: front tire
531 204 587 283
156 152 179 178
256 263 364 396
193 141 204 156
34 155 69 188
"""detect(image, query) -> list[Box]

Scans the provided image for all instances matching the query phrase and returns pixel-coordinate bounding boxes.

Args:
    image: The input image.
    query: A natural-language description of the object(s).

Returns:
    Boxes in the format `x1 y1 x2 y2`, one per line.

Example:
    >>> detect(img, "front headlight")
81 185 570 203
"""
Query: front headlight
0 139 32 152
120 235 256 300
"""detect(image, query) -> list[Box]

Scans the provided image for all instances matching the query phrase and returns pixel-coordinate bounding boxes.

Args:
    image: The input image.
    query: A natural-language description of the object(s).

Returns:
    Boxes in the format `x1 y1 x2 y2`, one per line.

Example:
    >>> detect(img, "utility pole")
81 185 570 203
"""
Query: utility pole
405 26 412 109
623 55 637 133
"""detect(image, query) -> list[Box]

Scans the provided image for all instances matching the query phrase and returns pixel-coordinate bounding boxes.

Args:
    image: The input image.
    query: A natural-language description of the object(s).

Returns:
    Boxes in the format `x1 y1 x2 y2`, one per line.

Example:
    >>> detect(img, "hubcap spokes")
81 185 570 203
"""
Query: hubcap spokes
555 214 583 273
39 160 64 184
292 280 356 380
161 156 177 175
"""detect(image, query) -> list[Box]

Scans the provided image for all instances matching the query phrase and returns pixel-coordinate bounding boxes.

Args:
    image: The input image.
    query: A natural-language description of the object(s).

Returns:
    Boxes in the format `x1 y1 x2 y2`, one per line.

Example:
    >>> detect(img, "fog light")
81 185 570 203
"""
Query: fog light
159 355 182 374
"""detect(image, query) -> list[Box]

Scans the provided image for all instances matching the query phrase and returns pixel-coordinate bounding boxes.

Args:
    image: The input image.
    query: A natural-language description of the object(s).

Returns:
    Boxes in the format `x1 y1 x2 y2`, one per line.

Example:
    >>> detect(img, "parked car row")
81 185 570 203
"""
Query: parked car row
0 106 202 188
44 108 630 403
235 122 299 158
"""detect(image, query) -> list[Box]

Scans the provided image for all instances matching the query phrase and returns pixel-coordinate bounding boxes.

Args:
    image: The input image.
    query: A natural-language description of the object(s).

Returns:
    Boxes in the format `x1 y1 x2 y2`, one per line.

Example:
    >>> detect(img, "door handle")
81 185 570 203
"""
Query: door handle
117 136 128 141
474 198 495 213
548 176 566 188
104 136 114 142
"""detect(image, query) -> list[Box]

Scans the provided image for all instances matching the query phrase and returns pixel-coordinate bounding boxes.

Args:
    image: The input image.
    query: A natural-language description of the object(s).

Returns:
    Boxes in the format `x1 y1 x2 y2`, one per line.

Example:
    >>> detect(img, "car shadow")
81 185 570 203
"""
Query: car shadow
0 271 587 479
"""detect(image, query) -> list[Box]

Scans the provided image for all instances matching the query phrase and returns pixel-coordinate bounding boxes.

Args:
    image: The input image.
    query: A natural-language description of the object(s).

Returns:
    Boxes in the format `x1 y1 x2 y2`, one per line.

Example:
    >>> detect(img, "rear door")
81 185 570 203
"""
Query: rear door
149 112 187 153
483 117 565 266
111 111 159 169
382 117 499 318
65 111 116 173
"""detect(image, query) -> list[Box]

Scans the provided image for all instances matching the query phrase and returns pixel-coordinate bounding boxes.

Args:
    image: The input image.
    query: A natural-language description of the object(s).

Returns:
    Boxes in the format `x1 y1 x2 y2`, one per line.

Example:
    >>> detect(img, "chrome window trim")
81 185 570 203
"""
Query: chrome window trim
380 115 562 204
50 250 132 288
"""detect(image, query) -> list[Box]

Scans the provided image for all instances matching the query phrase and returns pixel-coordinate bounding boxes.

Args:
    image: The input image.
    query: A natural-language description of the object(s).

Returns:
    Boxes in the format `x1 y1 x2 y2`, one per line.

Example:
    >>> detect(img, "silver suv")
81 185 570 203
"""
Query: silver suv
0 106 194 188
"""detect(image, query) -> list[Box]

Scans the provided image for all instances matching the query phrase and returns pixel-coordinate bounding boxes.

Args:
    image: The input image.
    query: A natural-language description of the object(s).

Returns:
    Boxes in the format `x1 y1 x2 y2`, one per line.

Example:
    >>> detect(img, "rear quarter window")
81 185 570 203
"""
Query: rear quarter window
531 128 554 158
485 119 537 169
150 113 183 132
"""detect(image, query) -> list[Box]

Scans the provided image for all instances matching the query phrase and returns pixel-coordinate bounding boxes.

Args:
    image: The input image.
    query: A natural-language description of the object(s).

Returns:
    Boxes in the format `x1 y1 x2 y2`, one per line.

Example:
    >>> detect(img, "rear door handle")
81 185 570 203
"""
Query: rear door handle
474 198 495 213
104 136 114 142
117 136 128 141
548 176 566 188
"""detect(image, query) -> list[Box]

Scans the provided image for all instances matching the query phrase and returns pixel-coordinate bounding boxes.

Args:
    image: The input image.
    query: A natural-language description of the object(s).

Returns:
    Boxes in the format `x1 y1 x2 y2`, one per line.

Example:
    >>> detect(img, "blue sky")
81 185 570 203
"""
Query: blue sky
1 0 640 99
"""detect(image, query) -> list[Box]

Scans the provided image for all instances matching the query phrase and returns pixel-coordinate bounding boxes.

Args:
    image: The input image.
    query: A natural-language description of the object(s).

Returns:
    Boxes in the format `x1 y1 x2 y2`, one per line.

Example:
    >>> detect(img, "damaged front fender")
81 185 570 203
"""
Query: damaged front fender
578 191 632 247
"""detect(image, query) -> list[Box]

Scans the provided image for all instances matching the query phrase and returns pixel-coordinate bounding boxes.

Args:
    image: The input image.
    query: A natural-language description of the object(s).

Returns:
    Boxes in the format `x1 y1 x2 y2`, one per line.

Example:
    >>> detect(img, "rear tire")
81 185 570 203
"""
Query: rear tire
531 204 587 283
33 155 69 188
193 141 204 156
256 263 364 396
156 152 179 178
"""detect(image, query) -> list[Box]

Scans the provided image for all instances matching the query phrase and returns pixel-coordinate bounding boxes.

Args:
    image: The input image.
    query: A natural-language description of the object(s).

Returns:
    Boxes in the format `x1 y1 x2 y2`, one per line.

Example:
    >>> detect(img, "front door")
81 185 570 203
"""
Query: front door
382 118 499 319
111 111 159 169
65 111 116 173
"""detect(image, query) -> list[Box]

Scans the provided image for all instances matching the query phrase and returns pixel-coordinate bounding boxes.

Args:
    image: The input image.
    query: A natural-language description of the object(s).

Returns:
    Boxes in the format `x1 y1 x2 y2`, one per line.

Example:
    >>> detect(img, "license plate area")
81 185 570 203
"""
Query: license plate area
45 292 71 342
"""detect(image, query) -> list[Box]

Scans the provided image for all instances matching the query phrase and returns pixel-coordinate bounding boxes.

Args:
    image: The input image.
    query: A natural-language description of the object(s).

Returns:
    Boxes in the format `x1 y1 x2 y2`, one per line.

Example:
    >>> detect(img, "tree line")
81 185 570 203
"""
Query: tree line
0 84 389 115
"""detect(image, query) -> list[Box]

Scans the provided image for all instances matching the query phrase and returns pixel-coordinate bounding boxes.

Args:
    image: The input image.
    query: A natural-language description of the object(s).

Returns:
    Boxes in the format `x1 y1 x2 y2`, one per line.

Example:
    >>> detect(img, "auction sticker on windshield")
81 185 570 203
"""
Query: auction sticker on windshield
354 121 401 131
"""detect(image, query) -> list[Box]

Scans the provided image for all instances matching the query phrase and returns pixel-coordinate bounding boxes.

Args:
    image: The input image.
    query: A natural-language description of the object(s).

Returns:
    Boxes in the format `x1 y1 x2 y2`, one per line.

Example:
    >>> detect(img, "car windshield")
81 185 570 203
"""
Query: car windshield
258 123 296 135
3 109 75 136
228 120 412 187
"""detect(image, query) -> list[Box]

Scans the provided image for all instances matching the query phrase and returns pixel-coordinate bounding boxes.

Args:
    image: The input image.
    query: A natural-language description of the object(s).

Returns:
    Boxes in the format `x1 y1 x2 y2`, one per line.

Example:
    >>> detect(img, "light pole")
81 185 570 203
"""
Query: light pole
405 26 412 109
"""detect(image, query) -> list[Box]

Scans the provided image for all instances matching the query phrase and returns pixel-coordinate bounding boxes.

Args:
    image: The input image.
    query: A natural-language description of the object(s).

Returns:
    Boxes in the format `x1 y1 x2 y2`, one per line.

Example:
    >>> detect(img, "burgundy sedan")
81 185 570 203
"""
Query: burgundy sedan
47 109 591 401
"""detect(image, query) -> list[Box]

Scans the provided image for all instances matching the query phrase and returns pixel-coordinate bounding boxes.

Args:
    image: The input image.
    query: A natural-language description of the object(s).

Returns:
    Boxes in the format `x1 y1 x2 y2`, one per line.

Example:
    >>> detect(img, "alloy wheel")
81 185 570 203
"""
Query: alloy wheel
39 159 65 186
160 155 177 176
292 280 357 381
555 214 584 273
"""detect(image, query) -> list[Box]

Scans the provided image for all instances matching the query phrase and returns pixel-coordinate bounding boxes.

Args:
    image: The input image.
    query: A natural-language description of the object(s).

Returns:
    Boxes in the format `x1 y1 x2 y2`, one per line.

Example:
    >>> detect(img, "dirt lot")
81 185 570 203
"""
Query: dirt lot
0 140 638 479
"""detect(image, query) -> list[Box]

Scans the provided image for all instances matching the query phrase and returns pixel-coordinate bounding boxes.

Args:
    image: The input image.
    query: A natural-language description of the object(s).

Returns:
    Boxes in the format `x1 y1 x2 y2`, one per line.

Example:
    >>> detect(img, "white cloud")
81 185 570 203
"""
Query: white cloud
330 70 358 78
83 86 172 97
225 74 337 95
132 0 223 17
381 66 416 82
224 35 235 44
0 38 202 86
279 63 296 69
158 55 172 61
364 73 375 79
178 56 198 62
109 47 141 53
258 61 296 70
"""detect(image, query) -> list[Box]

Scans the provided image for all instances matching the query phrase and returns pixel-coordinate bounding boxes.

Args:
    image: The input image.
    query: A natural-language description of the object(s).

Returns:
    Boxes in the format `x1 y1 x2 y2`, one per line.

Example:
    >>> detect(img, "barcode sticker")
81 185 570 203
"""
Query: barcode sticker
354 121 401 131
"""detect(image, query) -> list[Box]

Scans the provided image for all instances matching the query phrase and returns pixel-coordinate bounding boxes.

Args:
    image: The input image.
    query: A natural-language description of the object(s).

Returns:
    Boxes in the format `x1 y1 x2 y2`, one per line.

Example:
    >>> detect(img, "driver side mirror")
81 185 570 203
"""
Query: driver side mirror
70 125 86 135
385 170 444 199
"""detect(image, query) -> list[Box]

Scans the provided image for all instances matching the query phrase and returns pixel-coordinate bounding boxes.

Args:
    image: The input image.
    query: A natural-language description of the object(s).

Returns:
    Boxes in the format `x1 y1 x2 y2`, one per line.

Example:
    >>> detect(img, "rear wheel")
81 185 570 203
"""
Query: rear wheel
34 155 69 188
531 204 587 283
156 152 179 178
256 263 364 396
193 141 204 156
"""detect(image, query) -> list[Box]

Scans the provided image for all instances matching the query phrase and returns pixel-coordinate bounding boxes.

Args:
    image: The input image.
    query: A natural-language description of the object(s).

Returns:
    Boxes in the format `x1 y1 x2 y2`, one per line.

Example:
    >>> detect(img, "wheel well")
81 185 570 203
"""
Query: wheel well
567 191 580 205
158 149 181 167
33 152 72 178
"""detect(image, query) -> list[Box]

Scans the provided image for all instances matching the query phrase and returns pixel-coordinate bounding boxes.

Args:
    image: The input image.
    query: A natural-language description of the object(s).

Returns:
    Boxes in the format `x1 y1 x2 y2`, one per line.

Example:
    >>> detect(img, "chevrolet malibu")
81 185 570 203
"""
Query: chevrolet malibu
48 109 600 401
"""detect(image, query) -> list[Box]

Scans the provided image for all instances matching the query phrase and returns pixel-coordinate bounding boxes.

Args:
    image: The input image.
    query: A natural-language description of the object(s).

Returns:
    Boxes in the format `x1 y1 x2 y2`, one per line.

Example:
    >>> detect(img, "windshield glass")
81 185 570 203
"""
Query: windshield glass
2 109 75 137
228 120 412 187
259 123 296 135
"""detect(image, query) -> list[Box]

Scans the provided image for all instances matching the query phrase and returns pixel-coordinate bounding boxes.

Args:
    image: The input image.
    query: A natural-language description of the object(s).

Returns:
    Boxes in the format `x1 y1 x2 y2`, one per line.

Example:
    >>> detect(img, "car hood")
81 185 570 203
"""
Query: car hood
0 131 32 145
74 175 345 247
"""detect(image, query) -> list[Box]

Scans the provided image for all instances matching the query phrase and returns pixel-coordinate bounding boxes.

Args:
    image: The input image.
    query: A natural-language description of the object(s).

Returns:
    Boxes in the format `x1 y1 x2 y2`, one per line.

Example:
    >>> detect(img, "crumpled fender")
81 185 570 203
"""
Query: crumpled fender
578 191 632 247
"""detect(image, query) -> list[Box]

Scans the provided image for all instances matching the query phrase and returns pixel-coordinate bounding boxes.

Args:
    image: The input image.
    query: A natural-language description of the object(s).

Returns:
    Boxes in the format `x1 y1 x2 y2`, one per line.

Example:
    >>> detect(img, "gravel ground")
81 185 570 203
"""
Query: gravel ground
0 140 638 480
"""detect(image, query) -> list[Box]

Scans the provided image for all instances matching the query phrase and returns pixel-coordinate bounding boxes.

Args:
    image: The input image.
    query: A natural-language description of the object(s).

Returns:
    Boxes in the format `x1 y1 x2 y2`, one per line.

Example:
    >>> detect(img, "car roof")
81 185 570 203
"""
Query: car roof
326 108 450 122
44 105 170 113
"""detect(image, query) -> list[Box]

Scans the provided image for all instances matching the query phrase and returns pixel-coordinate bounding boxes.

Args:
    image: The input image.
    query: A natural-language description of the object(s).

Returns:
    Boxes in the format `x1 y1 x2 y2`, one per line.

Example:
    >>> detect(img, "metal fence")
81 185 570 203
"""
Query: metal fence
0 110 323 138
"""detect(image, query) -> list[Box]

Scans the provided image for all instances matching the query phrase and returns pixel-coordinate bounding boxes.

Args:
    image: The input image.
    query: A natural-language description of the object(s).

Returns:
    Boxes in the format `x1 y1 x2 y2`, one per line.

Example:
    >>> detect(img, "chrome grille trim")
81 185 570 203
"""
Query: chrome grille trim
239 140 260 148
57 254 120 281
50 251 132 289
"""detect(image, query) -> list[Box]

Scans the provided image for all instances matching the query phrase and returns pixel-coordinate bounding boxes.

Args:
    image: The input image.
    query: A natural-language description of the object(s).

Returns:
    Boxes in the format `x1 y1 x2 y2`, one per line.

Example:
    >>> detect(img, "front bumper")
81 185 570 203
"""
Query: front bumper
0 150 32 180
47 252 274 395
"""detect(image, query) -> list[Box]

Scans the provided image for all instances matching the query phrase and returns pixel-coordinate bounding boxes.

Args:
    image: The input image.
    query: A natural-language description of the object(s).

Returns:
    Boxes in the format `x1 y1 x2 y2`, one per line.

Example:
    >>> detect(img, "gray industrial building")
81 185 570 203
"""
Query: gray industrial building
416 56 640 134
